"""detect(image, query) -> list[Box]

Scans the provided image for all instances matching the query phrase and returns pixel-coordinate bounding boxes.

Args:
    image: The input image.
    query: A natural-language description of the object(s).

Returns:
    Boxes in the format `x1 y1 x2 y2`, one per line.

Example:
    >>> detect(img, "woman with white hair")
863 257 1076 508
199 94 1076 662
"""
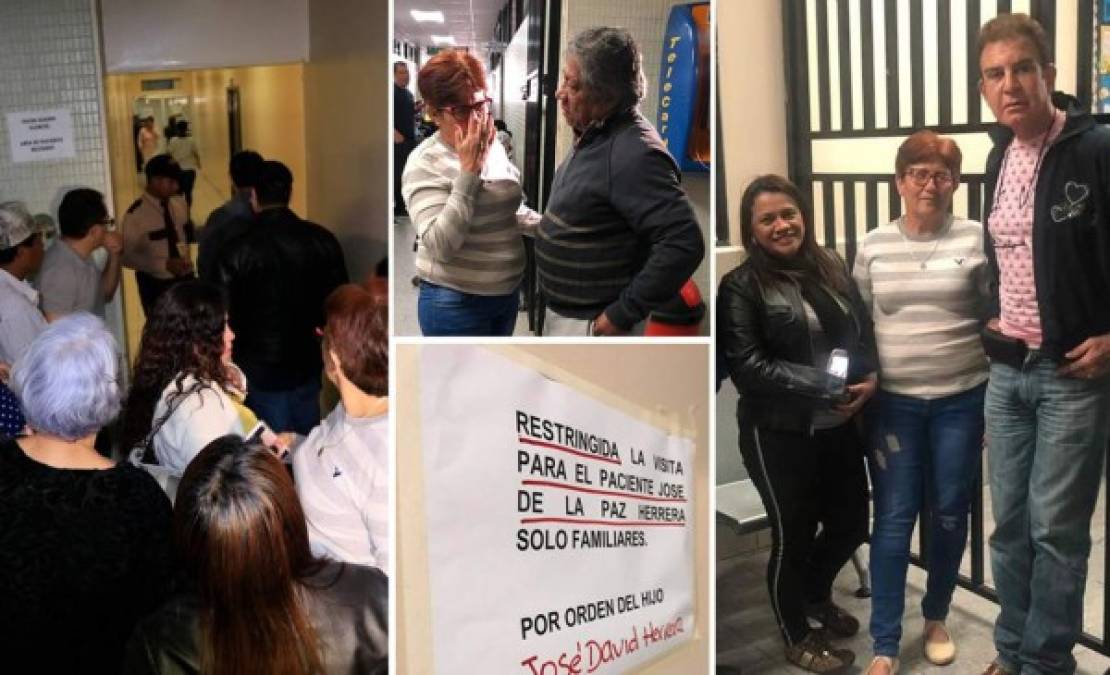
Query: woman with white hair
0 313 175 672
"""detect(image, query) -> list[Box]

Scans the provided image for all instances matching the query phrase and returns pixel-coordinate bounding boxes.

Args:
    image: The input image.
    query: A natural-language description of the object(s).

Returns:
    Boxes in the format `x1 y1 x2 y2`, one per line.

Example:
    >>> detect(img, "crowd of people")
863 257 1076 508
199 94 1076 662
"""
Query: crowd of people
719 13 1110 675
0 141 389 670
398 27 706 337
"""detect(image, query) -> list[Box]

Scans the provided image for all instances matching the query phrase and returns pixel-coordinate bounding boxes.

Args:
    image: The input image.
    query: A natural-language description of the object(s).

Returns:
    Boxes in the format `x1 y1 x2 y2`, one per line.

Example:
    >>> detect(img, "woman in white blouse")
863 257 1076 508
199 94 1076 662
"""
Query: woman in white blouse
121 280 286 476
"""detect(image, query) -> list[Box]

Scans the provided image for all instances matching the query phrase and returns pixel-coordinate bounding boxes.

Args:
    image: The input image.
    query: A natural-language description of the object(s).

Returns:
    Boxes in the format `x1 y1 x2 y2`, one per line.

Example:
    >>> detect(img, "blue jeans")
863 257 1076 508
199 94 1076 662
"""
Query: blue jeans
987 357 1110 674
417 281 518 336
245 375 321 436
867 383 986 657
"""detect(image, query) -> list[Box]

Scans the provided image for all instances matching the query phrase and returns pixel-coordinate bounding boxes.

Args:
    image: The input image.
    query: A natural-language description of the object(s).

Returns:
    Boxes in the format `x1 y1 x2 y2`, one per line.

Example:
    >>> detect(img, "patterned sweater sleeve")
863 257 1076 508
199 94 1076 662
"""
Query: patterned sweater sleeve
401 142 482 263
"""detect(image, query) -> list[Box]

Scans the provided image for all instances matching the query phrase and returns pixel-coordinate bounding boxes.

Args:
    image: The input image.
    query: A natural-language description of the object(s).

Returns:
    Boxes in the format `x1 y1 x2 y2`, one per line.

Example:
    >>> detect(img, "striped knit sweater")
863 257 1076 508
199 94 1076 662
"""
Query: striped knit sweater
852 215 989 398
536 109 704 330
401 133 538 296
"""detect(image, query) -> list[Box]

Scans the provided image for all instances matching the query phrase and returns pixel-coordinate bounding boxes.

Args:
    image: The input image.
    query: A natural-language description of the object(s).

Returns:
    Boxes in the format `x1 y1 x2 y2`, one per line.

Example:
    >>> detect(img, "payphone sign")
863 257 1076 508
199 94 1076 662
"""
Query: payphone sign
656 3 709 173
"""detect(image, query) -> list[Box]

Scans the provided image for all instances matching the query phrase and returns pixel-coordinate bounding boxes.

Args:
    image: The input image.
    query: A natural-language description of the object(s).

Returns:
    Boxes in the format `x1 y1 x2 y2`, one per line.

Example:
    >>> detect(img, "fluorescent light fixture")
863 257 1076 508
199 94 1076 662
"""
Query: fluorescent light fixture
431 35 457 45
411 10 445 23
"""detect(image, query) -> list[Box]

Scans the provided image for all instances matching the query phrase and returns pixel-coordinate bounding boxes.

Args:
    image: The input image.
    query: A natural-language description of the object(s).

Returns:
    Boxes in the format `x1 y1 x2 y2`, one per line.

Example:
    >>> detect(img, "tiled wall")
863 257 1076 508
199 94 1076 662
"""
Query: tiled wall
0 0 108 217
0 0 126 354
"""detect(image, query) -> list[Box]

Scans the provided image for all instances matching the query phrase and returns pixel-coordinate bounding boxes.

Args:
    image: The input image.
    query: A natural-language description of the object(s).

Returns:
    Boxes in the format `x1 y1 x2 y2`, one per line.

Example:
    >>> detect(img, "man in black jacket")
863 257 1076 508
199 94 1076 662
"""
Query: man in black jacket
394 61 416 218
537 27 704 336
216 161 348 435
977 15 1110 675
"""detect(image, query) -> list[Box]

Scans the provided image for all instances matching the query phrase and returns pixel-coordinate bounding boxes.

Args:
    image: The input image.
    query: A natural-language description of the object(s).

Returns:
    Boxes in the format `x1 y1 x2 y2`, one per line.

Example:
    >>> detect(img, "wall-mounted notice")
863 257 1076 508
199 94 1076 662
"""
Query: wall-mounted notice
6 109 76 163
420 346 695 674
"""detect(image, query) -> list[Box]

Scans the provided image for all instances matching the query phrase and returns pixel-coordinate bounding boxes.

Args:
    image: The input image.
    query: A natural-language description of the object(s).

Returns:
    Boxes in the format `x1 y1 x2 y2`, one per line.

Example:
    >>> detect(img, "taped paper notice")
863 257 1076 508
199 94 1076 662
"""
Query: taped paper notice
6 109 76 163
420 345 695 674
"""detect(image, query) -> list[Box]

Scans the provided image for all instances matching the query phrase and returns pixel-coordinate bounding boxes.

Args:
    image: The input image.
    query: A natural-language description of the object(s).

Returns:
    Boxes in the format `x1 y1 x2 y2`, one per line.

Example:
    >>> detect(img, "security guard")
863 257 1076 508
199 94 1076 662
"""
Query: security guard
121 154 195 314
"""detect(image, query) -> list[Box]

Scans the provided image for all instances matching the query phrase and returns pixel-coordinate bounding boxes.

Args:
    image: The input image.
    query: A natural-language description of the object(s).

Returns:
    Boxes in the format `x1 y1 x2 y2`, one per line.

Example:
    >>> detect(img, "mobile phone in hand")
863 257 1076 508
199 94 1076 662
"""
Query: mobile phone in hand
245 421 267 445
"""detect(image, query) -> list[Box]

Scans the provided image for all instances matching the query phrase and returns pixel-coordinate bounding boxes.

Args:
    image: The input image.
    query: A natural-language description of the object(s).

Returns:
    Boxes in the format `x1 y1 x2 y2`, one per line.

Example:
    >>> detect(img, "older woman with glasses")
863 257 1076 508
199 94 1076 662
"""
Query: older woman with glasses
401 49 540 336
852 131 990 674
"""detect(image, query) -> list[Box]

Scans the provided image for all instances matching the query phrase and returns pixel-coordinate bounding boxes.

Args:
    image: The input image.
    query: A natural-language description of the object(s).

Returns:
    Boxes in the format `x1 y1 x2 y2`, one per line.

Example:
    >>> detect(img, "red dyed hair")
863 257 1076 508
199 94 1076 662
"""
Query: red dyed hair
895 130 962 178
323 284 388 397
417 49 487 110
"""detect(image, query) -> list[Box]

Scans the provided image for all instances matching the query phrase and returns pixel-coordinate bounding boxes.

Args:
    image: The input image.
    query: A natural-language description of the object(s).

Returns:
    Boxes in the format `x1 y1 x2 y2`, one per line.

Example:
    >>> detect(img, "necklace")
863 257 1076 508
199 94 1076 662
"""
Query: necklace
992 111 1058 212
898 217 943 270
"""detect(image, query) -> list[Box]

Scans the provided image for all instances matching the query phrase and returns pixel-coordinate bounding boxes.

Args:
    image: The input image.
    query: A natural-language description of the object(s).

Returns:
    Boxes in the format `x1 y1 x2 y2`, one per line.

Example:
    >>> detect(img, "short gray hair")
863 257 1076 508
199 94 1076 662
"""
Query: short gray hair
568 26 645 114
12 313 121 440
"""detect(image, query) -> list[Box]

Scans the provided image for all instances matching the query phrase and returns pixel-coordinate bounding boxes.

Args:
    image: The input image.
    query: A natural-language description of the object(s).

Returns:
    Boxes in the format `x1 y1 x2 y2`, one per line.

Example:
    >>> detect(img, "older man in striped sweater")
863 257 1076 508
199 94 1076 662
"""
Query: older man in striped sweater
538 27 704 336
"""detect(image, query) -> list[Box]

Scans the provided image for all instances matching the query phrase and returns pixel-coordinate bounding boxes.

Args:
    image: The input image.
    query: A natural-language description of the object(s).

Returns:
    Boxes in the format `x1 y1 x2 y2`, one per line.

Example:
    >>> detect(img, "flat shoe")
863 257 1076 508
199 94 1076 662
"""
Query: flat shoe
864 655 899 675
804 600 860 638
924 620 956 666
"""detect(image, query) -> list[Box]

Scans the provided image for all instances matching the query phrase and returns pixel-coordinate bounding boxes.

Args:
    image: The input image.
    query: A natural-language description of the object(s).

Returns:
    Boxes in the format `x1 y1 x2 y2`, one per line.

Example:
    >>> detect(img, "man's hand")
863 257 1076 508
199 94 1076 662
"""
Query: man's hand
834 373 878 418
166 258 194 277
592 312 624 337
394 129 404 144
102 231 123 255
1058 333 1110 379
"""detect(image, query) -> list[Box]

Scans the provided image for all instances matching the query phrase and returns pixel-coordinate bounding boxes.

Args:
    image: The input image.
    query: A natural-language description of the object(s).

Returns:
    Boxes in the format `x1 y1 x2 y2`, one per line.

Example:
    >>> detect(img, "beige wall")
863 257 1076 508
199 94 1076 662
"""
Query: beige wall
397 343 710 674
104 64 308 357
304 0 390 284
717 0 788 246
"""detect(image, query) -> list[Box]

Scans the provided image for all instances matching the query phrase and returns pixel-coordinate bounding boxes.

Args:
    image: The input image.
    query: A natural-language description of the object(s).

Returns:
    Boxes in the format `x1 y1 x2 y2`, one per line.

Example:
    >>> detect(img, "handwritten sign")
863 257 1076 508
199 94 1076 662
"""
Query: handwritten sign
6 109 76 163
420 346 695 674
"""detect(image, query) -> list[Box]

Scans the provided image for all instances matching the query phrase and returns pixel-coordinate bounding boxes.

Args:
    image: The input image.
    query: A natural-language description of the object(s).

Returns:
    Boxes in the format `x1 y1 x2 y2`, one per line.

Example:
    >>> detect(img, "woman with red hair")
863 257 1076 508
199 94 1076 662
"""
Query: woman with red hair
401 50 540 336
294 284 389 574
853 131 989 673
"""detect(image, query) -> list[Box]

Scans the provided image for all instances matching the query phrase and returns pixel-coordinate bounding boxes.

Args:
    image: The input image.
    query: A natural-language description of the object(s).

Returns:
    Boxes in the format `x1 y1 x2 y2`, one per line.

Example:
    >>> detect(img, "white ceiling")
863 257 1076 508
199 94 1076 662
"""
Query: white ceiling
394 0 506 55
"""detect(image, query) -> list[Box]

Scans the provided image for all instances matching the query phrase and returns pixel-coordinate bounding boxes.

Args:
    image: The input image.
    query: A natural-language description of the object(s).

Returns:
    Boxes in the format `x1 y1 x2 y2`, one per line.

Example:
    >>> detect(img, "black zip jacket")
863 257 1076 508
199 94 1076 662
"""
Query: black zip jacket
983 92 1110 360
216 207 349 389
717 258 878 433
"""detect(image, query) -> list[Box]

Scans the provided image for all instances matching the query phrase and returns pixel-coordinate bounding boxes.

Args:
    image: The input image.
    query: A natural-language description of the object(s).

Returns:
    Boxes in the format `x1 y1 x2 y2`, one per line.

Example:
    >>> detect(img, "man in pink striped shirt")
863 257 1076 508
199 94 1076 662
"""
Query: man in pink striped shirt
977 14 1110 675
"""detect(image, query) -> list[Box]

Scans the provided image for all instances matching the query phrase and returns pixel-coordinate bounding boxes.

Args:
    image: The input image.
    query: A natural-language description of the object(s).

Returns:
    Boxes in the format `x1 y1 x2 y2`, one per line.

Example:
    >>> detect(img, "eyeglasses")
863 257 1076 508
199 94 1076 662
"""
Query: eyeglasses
904 167 955 188
98 217 115 227
445 97 493 120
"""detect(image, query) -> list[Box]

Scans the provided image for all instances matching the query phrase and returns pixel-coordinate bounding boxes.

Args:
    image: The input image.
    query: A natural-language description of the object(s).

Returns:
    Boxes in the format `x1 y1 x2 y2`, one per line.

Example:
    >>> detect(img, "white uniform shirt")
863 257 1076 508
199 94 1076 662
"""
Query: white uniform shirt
0 268 47 364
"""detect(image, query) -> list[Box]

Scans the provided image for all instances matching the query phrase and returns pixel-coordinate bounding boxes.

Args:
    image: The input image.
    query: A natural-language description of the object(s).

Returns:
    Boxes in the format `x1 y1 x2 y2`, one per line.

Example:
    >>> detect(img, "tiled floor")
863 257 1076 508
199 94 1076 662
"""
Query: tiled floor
717 540 1110 675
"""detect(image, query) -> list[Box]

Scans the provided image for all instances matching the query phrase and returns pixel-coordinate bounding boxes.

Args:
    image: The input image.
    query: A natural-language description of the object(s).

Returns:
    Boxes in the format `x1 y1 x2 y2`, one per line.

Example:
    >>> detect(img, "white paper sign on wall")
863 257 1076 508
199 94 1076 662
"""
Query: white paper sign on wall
420 345 696 674
6 109 76 163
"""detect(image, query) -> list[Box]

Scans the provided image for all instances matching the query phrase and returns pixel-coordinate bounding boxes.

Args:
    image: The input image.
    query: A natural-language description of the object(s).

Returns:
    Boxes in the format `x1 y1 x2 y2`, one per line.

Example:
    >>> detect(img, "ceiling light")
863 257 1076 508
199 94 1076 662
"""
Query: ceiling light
411 10 445 23
431 35 457 45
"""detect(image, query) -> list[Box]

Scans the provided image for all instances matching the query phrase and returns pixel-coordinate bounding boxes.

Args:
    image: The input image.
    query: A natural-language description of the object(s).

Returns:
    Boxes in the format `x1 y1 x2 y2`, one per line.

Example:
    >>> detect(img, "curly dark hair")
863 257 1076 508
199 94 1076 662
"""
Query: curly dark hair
121 280 231 454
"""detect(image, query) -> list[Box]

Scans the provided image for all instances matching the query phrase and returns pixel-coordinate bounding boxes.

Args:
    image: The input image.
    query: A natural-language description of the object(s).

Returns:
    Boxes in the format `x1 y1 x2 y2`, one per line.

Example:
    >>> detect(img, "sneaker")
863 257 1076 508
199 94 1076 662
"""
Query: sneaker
784 631 855 673
923 620 956 666
981 660 1014 675
865 656 899 675
805 600 860 637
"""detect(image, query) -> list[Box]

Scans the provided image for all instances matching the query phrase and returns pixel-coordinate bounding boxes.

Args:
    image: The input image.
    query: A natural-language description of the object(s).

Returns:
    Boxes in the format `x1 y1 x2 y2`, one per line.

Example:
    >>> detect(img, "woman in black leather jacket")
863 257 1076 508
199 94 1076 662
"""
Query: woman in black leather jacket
717 174 877 673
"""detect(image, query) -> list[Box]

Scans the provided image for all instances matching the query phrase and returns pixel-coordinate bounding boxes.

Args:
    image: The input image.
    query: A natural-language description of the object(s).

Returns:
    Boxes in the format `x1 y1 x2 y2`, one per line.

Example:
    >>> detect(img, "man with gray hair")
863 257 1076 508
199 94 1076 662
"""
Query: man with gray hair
0 201 48 364
537 26 704 336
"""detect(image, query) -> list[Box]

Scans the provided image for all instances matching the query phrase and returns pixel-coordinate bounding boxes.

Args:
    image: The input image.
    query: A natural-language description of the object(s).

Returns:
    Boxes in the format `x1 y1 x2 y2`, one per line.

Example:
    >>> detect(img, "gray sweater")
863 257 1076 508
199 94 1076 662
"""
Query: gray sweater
852 215 989 398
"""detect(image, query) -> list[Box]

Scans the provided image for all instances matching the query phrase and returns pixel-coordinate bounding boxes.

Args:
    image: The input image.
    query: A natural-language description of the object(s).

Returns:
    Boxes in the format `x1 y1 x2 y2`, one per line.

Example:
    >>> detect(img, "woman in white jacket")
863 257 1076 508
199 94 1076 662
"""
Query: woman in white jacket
121 280 284 476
